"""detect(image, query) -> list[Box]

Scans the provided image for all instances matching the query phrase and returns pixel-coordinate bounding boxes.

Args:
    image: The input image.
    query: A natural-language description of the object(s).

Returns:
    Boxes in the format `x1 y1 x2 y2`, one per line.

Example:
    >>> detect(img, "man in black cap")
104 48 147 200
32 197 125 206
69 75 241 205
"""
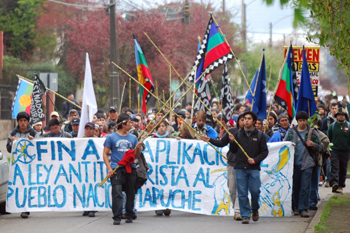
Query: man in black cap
327 109 350 193
70 118 80 137
6 111 39 219
109 106 118 123
43 119 72 138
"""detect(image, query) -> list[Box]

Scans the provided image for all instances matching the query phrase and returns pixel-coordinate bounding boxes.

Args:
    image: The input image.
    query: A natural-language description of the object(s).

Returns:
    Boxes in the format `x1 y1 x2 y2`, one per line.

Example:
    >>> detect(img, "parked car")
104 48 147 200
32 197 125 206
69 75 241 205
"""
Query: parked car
0 150 9 214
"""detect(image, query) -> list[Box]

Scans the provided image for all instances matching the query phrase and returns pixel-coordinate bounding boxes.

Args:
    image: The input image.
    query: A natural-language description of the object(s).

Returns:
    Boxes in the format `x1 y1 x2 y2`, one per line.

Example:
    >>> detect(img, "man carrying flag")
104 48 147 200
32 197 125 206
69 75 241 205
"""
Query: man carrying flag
134 35 154 114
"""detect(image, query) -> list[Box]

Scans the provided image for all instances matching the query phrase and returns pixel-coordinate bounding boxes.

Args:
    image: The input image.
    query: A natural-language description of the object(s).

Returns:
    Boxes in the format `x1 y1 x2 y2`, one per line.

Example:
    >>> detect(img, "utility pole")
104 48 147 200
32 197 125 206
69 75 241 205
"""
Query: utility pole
184 0 190 25
269 22 272 48
223 0 225 15
241 0 247 95
109 0 120 109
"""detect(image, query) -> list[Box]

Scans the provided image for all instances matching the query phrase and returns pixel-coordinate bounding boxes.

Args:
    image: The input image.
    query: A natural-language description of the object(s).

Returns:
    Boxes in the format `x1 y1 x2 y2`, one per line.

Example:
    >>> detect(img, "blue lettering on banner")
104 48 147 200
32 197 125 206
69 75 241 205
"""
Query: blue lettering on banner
69 163 82 183
50 141 56 160
28 164 36 185
28 187 37 208
159 165 168 186
177 141 181 164
82 139 100 160
193 143 205 165
95 184 104 207
36 164 44 185
48 186 56 207
174 167 189 187
182 142 193 164
82 161 90 183
54 164 69 184
43 164 53 184
155 140 166 163
73 184 85 208
143 141 154 162
13 164 25 185
146 163 154 185
57 141 76 161
86 183 96 207
16 187 27 208
166 141 175 165
169 165 179 185
36 141 47 161
53 185 66 208
38 186 46 207
192 191 202 210
203 144 215 165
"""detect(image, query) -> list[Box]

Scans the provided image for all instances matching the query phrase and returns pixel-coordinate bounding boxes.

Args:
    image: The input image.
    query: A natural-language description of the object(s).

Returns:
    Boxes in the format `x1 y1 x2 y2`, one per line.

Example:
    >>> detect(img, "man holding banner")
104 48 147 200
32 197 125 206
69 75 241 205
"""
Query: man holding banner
103 114 142 225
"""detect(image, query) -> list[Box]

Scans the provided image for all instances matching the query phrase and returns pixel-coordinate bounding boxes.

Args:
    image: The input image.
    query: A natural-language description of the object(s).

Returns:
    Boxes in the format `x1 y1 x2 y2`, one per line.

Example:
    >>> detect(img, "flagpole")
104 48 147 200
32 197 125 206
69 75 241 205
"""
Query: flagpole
143 33 250 159
113 62 228 160
191 66 197 120
251 51 265 107
155 81 160 110
129 78 131 109
211 15 254 96
119 82 126 114
137 93 140 113
163 90 165 104
266 61 273 99
169 65 172 122
265 46 290 130
16 75 81 109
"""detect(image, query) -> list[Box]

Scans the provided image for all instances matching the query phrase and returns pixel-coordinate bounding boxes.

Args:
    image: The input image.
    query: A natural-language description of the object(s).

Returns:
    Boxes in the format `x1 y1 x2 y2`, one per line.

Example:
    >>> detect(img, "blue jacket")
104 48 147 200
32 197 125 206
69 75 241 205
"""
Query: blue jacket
268 126 289 143
206 124 218 139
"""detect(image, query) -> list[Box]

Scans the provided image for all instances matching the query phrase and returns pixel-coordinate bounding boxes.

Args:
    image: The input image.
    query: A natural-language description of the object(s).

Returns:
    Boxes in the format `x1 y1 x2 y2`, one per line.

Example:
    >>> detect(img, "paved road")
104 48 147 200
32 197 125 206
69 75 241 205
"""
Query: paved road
0 139 348 233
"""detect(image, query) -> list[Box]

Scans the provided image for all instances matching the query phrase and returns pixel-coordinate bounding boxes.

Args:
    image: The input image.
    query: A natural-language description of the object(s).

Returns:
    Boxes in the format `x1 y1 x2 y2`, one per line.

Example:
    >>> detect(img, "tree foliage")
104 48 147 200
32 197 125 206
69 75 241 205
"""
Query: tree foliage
264 0 350 75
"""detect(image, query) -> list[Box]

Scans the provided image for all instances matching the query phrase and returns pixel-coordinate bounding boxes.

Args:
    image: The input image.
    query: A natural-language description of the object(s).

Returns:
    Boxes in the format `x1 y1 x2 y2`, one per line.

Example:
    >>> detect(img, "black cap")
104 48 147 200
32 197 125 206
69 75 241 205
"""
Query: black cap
85 122 94 129
109 106 117 112
71 118 80 125
335 109 348 117
17 111 30 122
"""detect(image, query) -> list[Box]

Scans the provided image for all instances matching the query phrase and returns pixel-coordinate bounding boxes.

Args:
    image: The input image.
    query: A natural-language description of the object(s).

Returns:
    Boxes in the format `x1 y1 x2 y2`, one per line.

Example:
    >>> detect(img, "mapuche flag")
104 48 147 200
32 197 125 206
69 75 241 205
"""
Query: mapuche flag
134 36 154 114
188 15 234 83
30 74 46 124
274 46 296 118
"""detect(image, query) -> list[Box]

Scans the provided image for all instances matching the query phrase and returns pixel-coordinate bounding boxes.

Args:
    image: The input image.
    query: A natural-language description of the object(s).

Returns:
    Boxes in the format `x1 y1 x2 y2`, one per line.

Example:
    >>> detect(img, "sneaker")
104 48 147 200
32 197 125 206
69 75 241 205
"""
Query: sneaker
337 187 343 193
233 213 242 221
309 206 318 210
89 212 95 217
125 218 133 223
155 210 163 216
164 208 171 216
319 181 323 186
300 212 309 218
121 213 126 219
20 212 29 218
332 184 339 193
132 215 137 220
324 181 330 187
82 211 89 216
113 219 121 225
242 218 250 224
252 212 259 222
293 210 299 216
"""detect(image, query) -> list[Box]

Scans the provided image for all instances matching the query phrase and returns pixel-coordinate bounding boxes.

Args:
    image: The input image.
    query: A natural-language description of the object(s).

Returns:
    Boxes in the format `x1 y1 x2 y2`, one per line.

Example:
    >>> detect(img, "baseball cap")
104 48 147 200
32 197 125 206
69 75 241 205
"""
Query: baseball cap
71 118 80 125
109 106 117 112
50 111 59 118
85 122 95 129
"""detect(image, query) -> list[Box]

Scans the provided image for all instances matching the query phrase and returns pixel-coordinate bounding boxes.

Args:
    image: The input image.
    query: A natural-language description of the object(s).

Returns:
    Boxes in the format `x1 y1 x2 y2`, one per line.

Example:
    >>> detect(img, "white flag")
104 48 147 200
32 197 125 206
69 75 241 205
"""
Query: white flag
78 53 98 137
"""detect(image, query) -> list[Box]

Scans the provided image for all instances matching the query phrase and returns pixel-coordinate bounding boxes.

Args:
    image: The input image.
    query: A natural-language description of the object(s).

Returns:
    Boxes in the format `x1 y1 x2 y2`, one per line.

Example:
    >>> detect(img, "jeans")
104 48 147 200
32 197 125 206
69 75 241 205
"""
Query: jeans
122 192 138 214
292 165 313 213
227 165 240 213
235 169 261 219
111 168 137 220
329 149 350 188
309 166 321 207
325 159 331 182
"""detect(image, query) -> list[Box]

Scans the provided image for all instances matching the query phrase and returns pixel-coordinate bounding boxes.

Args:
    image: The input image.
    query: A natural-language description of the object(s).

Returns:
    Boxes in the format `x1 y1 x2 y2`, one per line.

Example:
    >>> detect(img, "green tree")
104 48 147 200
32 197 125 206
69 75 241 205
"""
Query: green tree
264 0 350 75
0 0 43 58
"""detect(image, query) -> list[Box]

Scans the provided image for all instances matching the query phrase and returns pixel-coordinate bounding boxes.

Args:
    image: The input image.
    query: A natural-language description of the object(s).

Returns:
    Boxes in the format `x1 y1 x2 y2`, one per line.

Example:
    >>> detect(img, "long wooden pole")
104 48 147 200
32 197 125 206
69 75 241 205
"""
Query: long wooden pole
129 78 131 109
156 81 160 110
169 65 172 123
144 33 250 159
113 62 228 160
17 74 81 109
119 82 126 114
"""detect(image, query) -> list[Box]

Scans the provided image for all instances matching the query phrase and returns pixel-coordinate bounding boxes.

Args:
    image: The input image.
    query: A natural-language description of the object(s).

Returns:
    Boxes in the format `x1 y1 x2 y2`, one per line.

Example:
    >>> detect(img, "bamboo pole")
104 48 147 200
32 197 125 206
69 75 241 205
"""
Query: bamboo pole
113 62 228 160
137 93 140 113
169 65 172 121
144 33 250 159
119 82 127 114
156 81 160 110
129 78 131 109
16 74 81 109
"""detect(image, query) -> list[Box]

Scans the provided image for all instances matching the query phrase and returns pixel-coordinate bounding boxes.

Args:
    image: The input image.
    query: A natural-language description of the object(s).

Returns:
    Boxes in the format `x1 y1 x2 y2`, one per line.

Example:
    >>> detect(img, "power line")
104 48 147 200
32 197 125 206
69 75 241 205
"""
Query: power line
47 0 106 9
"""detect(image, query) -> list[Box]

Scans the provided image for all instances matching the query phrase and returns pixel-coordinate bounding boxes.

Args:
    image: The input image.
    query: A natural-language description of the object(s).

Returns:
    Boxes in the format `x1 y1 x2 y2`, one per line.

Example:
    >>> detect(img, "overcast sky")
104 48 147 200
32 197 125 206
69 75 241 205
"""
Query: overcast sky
125 0 307 44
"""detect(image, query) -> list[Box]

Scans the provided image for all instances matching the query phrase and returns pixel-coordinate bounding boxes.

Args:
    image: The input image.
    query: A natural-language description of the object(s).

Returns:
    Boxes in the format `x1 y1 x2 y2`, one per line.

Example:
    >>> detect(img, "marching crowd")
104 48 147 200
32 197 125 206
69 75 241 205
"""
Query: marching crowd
6 93 350 225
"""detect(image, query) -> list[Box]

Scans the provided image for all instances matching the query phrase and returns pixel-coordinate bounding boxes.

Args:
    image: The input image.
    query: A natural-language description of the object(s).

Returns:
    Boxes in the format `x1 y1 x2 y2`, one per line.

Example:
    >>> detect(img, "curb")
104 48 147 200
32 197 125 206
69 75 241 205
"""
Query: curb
305 193 334 233
347 174 350 179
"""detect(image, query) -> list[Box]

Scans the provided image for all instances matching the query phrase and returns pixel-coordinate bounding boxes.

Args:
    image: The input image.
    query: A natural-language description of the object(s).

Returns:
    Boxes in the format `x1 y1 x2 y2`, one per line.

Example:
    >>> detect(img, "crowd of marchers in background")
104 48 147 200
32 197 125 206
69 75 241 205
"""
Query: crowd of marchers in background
6 93 350 225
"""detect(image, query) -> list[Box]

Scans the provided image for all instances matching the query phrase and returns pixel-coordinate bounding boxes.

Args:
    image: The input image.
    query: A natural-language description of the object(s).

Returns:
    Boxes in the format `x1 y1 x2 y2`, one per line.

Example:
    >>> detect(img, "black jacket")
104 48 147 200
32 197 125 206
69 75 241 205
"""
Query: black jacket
209 127 238 167
231 127 268 170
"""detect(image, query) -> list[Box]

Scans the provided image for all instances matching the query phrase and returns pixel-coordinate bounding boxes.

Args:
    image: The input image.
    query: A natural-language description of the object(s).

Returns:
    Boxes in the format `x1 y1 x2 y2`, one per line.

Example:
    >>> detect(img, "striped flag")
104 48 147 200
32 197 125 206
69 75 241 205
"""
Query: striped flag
134 35 154 114
11 79 34 119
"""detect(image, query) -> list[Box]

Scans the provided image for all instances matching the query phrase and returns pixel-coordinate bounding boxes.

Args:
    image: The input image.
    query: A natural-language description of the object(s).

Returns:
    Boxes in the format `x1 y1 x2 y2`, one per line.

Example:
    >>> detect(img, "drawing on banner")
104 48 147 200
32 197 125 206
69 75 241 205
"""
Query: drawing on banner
11 139 36 165
260 145 292 217
211 169 230 215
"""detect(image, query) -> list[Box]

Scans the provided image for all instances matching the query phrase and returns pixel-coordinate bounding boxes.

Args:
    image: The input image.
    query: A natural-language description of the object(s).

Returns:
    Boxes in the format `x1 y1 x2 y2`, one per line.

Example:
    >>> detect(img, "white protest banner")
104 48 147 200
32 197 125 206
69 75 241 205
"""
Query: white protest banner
7 137 294 217
7 138 111 212
137 139 294 217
